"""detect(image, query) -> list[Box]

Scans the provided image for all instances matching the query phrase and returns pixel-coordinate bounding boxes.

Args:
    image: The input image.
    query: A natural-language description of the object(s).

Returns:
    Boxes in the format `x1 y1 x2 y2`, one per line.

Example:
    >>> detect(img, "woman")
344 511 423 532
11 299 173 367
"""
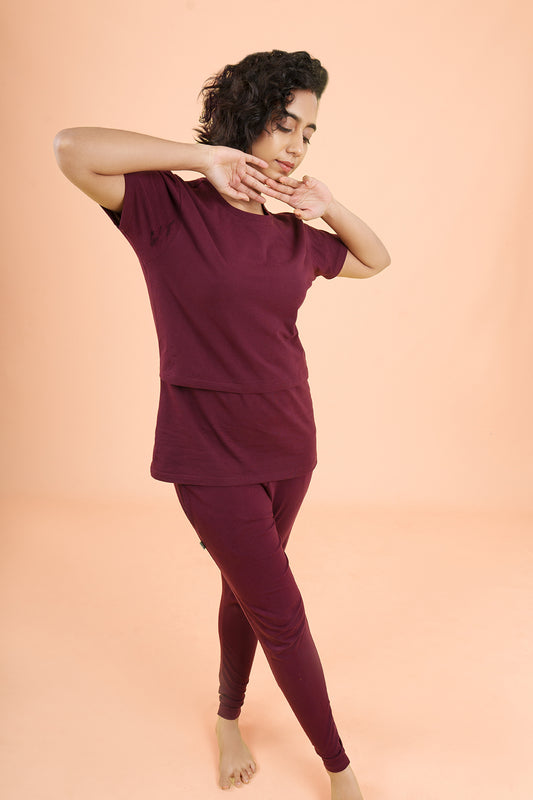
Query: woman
54 49 390 800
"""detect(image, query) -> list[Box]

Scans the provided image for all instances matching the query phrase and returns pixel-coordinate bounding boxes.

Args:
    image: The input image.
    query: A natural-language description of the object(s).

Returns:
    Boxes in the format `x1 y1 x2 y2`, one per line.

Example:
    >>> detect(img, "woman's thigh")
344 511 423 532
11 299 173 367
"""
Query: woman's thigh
265 471 313 548
173 474 313 647
174 471 312 554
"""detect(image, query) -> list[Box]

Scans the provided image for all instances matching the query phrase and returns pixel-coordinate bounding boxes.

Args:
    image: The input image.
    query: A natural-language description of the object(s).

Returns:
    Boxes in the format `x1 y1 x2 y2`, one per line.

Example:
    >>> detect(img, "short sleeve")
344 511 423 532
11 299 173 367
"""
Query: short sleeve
99 170 183 261
305 223 348 280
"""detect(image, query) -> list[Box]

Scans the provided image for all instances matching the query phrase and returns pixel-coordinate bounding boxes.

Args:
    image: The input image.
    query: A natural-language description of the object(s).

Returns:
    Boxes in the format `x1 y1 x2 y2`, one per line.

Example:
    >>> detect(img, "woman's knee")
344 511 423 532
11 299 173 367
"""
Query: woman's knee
245 585 308 656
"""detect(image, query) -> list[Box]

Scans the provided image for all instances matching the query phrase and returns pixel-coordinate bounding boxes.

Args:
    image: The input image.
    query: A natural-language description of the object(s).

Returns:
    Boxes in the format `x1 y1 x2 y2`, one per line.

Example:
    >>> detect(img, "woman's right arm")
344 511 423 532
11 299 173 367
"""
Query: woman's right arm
53 127 269 211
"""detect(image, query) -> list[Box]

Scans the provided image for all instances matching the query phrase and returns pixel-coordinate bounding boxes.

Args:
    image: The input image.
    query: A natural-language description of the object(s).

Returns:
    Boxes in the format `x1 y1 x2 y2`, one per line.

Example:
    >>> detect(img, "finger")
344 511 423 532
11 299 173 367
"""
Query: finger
301 175 317 187
277 176 301 189
294 207 314 220
261 184 295 202
238 183 266 203
225 187 250 202
266 176 295 191
245 166 270 184
264 178 295 197
241 173 272 195
230 175 265 202
244 153 269 169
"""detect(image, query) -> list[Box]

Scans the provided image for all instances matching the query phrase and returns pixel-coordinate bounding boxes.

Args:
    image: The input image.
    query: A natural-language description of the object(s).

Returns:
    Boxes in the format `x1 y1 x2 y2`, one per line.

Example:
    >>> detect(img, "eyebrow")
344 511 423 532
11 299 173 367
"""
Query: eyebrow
284 111 317 132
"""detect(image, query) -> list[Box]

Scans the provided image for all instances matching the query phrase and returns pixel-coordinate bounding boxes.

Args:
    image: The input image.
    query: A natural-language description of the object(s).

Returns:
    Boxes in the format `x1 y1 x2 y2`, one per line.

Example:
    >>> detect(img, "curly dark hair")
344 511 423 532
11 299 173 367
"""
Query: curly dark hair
194 50 328 152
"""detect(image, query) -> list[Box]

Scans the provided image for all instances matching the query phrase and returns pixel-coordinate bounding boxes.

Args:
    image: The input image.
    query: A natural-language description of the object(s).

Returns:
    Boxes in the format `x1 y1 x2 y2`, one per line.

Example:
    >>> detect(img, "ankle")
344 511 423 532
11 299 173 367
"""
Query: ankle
327 764 350 777
327 764 365 800
216 714 240 730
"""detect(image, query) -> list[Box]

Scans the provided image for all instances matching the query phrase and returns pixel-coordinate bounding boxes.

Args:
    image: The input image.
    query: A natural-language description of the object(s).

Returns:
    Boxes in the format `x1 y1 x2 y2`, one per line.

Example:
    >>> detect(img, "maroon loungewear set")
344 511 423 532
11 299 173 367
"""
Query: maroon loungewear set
100 170 350 772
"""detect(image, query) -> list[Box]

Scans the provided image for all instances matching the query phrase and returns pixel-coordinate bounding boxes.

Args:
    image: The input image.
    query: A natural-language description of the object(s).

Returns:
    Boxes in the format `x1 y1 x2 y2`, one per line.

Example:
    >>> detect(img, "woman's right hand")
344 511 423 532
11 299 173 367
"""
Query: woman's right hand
201 145 270 203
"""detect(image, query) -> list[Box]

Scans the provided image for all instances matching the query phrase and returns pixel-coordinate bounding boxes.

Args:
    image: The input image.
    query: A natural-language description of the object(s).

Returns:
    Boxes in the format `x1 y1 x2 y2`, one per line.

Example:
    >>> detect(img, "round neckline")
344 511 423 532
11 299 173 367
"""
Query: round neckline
202 178 273 221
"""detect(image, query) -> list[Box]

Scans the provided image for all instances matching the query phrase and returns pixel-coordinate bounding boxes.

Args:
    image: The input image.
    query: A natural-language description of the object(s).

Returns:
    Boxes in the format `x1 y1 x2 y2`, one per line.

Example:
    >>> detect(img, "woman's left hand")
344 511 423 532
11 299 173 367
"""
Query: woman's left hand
262 174 333 220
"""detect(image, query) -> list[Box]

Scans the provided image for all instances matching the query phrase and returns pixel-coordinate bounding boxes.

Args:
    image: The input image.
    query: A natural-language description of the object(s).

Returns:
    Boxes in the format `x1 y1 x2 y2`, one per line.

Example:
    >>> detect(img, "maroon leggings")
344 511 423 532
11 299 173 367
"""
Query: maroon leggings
173 472 350 773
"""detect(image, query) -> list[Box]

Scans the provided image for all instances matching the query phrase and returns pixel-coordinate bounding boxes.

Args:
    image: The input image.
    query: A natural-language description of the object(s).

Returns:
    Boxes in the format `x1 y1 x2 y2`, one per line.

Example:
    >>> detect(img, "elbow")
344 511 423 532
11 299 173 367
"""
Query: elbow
53 128 74 149
53 129 85 174
378 246 392 269
367 256 391 276
53 130 73 166
371 250 392 272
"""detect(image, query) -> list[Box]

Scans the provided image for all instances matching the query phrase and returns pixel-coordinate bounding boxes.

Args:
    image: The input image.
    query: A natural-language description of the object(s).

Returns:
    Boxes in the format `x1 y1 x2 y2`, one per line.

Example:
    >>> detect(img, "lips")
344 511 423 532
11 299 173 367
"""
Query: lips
276 160 294 172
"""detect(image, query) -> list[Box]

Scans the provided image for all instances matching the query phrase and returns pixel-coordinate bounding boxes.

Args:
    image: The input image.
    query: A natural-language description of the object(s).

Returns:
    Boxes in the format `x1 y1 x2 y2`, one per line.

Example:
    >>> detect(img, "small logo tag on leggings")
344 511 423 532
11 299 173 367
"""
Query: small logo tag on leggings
199 540 207 549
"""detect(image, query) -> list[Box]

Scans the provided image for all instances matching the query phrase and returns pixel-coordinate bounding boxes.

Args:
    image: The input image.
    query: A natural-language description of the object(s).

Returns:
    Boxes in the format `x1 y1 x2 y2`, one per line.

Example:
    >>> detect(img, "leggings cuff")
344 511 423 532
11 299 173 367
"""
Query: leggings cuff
217 704 241 721
323 751 350 773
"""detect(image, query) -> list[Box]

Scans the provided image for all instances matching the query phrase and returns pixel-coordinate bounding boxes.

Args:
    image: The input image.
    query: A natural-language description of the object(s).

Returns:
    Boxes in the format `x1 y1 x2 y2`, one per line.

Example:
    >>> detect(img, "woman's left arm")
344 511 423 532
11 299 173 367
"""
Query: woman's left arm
321 195 391 278
264 174 391 279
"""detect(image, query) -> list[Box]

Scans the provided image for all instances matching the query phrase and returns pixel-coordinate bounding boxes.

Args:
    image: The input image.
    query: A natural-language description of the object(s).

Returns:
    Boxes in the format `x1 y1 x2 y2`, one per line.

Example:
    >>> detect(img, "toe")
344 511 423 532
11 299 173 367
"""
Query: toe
219 771 232 790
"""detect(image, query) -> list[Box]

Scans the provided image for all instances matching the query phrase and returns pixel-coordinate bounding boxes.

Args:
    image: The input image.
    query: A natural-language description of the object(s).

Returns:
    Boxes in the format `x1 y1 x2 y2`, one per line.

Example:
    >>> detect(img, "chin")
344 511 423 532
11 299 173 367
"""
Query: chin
263 166 282 180
274 165 292 179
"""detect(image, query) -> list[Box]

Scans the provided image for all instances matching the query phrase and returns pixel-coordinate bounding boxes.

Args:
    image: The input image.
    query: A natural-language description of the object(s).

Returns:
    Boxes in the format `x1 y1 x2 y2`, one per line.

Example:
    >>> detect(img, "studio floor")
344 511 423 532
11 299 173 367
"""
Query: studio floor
1 493 531 800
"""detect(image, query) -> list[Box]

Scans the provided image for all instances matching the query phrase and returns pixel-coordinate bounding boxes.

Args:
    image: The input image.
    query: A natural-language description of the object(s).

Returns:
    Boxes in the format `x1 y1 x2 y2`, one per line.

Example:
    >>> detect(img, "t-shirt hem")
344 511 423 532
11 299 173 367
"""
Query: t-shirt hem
158 371 309 394
150 459 317 486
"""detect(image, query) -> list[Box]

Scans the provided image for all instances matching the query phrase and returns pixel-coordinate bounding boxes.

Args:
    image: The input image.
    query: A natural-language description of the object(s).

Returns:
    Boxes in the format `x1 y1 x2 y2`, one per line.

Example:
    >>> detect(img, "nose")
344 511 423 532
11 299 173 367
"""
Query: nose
286 131 304 156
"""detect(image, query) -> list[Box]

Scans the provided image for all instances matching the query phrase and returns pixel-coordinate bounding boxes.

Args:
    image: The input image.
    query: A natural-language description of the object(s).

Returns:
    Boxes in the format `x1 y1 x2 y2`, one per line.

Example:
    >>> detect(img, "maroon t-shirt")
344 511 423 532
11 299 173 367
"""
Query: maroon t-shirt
100 170 347 484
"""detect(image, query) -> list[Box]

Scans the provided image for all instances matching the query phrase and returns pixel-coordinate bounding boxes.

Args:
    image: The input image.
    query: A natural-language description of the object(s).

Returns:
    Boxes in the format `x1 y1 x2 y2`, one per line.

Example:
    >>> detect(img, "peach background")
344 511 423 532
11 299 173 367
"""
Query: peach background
2 2 532 800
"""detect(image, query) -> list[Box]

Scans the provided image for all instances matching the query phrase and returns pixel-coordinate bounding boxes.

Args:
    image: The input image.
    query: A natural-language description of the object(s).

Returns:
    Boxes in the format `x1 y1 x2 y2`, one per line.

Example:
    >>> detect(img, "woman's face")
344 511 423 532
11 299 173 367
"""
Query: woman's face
250 89 318 180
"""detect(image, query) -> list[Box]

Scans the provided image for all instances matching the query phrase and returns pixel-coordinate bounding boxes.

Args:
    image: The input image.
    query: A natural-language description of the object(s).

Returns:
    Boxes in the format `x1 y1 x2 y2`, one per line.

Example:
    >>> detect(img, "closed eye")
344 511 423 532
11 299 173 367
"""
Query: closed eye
277 124 311 144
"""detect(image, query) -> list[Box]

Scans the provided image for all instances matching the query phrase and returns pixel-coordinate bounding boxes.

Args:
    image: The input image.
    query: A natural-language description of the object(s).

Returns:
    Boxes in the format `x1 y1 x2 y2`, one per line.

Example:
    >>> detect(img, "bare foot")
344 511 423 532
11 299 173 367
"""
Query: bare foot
215 715 257 790
328 764 365 800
